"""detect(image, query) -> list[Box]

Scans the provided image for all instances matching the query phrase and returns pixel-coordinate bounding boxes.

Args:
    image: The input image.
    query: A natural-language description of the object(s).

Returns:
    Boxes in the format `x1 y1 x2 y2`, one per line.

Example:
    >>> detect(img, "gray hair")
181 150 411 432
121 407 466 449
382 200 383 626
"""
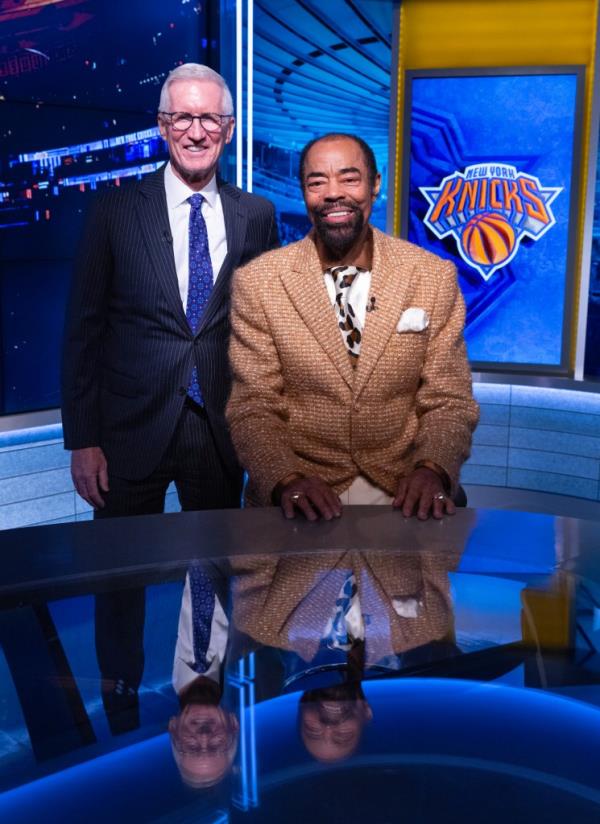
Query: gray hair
158 63 234 115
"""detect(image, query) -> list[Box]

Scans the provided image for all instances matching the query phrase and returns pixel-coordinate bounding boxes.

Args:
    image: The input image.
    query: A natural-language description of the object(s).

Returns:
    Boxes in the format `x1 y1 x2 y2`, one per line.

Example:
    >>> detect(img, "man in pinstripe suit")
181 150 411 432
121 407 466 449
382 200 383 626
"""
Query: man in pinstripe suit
61 64 278 713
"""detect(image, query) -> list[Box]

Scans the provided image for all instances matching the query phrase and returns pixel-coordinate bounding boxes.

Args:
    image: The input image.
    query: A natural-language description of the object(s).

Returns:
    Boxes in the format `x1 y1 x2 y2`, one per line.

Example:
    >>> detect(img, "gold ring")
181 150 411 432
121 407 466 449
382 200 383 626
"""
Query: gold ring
290 492 303 503
433 493 446 501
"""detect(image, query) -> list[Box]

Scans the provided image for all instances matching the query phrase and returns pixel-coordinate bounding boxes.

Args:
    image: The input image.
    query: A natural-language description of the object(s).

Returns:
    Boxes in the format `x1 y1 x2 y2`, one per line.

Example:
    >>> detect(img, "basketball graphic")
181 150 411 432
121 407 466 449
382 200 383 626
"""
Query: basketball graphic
460 212 516 267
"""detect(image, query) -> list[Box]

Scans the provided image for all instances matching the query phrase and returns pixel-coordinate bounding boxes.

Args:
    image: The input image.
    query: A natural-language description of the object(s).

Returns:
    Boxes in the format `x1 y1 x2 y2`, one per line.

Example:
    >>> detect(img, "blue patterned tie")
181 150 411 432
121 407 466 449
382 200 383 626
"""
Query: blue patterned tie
186 193 213 404
189 562 216 674
327 572 357 651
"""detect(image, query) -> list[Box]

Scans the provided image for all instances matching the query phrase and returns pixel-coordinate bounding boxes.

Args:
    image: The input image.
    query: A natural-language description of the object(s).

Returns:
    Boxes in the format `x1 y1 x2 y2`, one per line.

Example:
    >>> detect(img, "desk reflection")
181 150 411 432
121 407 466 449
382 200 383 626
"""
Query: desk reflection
171 533 467 789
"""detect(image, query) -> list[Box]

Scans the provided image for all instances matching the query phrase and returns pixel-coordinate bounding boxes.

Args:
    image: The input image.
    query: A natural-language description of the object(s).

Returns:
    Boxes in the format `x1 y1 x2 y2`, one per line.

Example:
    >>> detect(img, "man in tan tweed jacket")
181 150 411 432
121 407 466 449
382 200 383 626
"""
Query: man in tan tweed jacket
227 134 478 520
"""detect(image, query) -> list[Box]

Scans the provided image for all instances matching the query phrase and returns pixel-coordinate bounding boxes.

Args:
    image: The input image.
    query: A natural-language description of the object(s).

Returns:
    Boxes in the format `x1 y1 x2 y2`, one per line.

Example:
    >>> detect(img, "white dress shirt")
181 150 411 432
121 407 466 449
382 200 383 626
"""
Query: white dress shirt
172 572 229 695
164 162 228 308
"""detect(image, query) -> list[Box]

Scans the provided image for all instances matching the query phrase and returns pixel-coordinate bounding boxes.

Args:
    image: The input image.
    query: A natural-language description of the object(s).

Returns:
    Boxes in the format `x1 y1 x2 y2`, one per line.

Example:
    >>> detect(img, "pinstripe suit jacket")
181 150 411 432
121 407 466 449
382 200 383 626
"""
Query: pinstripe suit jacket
227 228 479 505
61 165 278 481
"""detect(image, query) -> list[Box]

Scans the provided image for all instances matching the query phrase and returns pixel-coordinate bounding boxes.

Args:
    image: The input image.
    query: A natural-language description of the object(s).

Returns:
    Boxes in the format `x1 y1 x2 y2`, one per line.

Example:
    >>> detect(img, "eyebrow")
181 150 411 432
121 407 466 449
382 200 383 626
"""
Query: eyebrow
305 166 362 179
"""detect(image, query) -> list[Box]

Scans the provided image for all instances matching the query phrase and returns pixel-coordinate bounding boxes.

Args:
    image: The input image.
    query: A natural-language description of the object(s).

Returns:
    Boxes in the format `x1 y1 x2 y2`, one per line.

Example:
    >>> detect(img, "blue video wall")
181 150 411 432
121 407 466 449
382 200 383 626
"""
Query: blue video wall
403 70 581 372
0 0 211 415
584 149 600 378
2 1 599 418
248 0 393 245
0 0 394 417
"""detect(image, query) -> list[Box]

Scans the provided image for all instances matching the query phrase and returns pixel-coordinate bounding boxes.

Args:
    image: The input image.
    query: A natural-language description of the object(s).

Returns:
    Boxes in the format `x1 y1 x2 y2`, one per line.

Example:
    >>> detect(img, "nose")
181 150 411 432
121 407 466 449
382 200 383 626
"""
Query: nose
187 117 206 140
323 180 343 201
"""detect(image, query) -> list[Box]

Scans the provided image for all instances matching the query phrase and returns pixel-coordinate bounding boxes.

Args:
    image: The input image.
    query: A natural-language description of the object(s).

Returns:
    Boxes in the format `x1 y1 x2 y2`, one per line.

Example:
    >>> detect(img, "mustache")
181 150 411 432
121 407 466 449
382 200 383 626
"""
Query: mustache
301 683 366 703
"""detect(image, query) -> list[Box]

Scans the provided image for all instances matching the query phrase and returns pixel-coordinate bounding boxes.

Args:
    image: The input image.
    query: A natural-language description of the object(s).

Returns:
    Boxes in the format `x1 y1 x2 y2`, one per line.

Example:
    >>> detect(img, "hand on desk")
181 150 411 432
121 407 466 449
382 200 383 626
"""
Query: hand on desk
393 467 455 520
71 446 109 509
280 476 342 522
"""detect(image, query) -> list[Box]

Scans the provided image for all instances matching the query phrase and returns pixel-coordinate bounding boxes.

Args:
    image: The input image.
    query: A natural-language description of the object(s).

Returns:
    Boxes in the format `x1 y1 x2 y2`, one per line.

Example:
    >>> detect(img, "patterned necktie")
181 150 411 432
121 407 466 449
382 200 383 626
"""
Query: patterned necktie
327 265 366 358
326 571 359 651
186 193 213 404
189 562 216 674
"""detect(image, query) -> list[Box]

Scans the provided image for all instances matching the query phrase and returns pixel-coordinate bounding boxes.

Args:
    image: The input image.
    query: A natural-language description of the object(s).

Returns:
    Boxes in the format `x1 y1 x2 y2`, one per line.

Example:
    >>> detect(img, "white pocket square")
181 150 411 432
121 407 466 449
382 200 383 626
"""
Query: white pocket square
396 307 429 333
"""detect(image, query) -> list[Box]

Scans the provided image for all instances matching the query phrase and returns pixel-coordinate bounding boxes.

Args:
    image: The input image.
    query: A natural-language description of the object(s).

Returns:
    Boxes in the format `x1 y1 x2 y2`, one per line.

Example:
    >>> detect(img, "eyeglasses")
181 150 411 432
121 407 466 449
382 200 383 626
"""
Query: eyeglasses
159 111 233 133
173 730 235 757
174 738 233 757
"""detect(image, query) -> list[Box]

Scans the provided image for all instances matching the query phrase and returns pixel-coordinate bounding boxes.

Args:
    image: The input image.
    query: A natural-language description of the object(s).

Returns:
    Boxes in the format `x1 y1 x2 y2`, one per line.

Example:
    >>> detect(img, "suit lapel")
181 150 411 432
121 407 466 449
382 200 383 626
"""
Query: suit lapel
220 180 248 269
281 234 354 388
197 180 248 334
354 229 414 398
136 167 190 336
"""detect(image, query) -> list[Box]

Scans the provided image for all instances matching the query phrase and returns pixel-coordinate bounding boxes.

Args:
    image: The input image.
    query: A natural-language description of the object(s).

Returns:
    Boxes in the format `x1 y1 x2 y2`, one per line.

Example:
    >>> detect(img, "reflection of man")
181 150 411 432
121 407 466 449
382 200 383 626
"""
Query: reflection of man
61 63 278 707
169 679 239 789
299 684 372 763
228 547 462 763
171 562 239 788
227 133 478 520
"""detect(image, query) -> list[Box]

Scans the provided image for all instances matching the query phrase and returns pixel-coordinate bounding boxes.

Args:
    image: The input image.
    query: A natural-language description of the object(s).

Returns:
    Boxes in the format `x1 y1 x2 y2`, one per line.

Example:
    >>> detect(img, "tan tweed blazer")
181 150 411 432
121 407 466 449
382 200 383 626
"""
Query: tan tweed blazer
227 227 479 506
228 549 460 666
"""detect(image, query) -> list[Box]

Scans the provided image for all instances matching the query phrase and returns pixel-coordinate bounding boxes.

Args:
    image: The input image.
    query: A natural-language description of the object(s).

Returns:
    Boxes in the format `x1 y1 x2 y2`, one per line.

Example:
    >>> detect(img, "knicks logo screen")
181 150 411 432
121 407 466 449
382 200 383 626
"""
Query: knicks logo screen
420 164 561 281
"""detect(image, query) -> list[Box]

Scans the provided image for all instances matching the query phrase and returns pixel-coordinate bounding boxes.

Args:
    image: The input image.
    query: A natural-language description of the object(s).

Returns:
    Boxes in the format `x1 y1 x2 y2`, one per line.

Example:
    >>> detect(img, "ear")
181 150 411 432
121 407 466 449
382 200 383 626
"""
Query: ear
361 701 374 723
158 114 168 141
372 172 382 201
225 116 235 145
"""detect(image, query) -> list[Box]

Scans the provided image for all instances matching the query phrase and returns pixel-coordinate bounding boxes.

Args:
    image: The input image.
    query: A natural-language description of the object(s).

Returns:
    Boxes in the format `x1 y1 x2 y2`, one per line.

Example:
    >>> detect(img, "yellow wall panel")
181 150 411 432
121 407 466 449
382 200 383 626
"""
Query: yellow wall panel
401 0 596 68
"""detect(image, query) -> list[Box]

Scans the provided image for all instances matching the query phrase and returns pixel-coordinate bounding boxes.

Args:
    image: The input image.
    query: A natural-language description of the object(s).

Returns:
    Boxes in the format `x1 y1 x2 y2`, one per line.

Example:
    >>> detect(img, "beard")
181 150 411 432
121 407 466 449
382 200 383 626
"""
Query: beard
312 204 365 258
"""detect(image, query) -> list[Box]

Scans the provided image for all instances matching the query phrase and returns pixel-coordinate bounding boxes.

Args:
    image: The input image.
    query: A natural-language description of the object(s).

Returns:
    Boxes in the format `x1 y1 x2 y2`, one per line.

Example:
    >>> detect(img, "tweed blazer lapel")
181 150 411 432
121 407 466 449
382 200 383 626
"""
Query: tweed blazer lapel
197 180 248 334
281 234 354 388
136 167 190 336
354 228 415 399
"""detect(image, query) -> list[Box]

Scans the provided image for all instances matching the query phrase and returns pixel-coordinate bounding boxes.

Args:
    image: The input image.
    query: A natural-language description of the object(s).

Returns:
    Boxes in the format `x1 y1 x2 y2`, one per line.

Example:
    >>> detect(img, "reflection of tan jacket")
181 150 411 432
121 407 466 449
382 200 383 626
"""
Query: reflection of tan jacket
229 550 460 666
227 228 479 506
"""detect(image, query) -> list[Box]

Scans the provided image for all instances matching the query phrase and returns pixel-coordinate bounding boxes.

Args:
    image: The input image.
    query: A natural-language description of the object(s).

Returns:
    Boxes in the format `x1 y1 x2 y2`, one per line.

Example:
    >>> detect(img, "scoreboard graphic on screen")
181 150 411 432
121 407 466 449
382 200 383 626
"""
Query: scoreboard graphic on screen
401 68 583 373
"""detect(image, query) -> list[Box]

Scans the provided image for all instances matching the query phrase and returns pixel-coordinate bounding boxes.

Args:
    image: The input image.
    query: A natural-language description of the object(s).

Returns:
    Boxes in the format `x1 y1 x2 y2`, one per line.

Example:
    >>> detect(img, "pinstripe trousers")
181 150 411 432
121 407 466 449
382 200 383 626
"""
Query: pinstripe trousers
94 403 242 690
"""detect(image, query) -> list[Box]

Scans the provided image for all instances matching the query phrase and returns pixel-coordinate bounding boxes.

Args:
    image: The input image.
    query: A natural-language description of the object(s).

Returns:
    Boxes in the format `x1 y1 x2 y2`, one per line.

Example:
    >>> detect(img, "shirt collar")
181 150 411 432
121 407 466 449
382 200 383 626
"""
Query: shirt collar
324 265 370 277
164 162 219 210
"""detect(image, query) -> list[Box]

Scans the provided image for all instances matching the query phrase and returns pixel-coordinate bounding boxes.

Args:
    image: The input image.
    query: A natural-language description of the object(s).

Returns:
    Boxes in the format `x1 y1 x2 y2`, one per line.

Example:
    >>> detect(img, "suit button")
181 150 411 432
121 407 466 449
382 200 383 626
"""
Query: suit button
178 387 186 395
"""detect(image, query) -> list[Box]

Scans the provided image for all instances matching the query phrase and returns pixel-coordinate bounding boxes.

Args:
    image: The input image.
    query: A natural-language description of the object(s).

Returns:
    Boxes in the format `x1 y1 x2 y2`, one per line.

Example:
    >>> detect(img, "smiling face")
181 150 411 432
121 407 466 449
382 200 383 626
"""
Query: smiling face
158 79 234 190
300 697 373 763
169 703 239 788
302 136 381 263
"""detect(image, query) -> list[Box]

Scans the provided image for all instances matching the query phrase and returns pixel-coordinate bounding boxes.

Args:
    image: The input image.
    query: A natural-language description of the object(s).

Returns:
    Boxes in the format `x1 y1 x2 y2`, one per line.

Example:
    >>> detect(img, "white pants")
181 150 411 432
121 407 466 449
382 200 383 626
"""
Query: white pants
339 475 394 505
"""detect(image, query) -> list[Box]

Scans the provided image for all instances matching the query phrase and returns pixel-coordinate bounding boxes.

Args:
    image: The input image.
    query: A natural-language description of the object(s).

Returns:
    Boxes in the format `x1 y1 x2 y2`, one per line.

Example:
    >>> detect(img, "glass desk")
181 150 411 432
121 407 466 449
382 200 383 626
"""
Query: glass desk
1 506 600 822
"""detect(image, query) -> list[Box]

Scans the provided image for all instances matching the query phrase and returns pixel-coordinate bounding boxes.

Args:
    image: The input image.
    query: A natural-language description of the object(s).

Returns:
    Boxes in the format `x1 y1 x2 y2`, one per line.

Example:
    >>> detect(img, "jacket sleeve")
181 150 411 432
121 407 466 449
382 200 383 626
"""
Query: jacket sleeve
60 194 112 450
410 260 479 494
226 260 301 504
